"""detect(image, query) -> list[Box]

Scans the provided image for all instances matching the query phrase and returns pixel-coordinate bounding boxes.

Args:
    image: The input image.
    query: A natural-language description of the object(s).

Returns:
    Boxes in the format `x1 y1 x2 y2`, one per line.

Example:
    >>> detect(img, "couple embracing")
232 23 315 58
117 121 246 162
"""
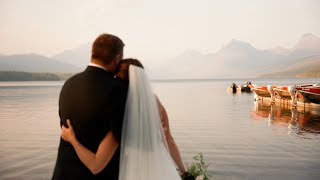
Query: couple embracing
52 34 186 180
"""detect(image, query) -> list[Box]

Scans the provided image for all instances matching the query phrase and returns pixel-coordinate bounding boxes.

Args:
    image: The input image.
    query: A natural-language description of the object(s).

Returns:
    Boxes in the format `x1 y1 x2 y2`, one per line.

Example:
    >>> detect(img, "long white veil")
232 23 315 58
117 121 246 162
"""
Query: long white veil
119 65 181 180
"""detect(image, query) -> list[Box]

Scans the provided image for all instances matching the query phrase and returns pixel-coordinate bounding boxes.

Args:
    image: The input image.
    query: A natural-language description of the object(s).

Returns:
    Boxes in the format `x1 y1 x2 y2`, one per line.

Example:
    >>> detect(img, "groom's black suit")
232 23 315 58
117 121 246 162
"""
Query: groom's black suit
52 66 127 180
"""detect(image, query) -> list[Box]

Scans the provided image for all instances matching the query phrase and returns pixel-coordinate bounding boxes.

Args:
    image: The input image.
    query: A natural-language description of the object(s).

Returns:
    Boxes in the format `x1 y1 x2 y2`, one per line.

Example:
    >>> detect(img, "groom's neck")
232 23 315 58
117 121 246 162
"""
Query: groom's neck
91 58 114 73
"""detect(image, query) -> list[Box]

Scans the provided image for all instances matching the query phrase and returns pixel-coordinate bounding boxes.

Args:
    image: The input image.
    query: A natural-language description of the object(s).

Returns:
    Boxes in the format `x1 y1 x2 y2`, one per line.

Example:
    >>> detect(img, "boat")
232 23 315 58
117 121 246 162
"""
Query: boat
228 81 254 93
293 84 317 104
252 83 320 109
274 86 292 100
237 81 253 93
297 86 320 104
272 84 315 103
252 86 270 98
252 85 278 99
251 85 278 102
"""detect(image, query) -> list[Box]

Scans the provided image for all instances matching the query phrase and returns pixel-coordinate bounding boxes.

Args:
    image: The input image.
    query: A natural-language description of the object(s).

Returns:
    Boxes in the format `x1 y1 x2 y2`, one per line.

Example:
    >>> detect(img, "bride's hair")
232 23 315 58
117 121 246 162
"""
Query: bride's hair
121 58 144 68
116 58 144 84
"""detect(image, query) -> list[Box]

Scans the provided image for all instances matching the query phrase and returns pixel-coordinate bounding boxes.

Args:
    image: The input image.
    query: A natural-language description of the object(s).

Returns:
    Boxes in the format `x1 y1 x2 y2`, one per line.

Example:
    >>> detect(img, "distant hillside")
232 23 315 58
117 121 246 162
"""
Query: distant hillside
52 43 91 68
259 55 320 78
0 54 81 73
293 33 320 51
0 71 75 81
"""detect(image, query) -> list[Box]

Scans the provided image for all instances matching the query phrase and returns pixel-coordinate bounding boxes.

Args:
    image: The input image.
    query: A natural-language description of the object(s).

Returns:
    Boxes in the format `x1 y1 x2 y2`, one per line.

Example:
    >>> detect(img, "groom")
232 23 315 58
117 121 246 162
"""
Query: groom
52 34 128 179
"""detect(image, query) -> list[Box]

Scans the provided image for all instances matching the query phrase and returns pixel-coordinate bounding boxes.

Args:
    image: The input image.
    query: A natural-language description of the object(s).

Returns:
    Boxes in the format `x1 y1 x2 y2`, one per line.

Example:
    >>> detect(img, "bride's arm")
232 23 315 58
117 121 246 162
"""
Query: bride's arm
156 97 186 173
61 119 118 175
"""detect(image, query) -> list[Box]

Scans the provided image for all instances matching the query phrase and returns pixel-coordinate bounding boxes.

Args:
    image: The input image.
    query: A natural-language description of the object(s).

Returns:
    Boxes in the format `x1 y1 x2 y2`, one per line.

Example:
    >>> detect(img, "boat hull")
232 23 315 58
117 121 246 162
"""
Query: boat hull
237 85 252 93
298 89 320 104
274 88 291 100
252 87 271 98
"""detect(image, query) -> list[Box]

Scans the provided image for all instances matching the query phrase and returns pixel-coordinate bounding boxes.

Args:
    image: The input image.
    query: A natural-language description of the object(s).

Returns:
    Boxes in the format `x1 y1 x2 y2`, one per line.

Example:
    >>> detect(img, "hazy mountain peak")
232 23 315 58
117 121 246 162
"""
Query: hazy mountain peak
230 38 251 45
214 39 258 59
294 33 320 50
223 39 255 51
267 46 291 55
0 53 81 73
9 53 50 59
54 43 90 56
52 43 91 68
302 33 318 39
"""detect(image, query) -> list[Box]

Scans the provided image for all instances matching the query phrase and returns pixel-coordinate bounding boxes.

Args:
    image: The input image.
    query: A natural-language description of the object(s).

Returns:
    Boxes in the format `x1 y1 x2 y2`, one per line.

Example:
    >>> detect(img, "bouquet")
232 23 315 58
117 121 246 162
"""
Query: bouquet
181 153 210 180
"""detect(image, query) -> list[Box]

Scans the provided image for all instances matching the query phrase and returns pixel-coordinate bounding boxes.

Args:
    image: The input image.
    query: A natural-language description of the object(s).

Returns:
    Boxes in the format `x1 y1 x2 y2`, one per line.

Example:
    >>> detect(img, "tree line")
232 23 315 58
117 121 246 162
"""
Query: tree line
0 71 75 81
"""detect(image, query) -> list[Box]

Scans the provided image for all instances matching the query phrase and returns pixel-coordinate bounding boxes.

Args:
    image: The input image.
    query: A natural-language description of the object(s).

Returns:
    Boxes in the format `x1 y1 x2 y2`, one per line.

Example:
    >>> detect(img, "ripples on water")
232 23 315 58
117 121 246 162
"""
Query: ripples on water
0 79 320 180
0 82 62 179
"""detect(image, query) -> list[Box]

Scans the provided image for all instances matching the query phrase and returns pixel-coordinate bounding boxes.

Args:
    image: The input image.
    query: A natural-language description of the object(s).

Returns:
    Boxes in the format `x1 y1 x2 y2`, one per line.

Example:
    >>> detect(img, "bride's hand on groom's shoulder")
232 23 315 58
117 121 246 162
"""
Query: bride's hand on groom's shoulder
61 119 76 144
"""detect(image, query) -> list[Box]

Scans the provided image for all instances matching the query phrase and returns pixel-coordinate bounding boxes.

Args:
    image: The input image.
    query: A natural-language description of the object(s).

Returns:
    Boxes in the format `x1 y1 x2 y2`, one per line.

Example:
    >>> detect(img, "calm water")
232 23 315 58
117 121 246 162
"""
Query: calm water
0 79 320 180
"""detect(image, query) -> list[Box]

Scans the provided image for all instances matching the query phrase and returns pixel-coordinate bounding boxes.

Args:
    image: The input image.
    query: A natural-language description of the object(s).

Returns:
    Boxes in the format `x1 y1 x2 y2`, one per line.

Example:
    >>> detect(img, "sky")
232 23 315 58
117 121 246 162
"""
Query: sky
0 0 319 61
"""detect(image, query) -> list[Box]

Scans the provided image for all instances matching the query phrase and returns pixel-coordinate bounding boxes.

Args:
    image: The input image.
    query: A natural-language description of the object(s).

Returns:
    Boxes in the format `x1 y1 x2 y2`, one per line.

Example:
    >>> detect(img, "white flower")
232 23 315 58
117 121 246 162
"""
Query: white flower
196 175 204 180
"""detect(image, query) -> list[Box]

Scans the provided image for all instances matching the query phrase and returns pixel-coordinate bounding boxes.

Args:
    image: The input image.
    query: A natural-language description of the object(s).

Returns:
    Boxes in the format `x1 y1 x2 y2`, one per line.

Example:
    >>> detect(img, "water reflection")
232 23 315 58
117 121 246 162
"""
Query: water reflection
251 101 320 136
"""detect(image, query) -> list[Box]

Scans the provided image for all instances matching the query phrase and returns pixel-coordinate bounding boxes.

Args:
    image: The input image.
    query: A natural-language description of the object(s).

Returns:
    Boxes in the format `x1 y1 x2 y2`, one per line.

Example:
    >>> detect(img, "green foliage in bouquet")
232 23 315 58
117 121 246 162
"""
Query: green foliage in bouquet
181 153 210 180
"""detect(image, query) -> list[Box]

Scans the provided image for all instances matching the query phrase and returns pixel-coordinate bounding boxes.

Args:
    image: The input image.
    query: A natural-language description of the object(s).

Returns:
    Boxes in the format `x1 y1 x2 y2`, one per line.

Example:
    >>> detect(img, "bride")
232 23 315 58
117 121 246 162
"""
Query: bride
61 59 185 179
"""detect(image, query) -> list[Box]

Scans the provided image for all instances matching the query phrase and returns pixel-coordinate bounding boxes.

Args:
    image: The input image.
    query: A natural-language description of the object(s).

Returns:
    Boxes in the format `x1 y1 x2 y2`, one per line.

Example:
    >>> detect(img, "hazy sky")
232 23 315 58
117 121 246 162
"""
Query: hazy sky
0 0 319 60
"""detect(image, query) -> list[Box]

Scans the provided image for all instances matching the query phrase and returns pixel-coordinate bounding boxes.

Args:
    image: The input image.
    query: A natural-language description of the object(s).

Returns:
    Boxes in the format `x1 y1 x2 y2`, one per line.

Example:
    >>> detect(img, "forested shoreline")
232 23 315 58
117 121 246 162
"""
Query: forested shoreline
0 71 75 81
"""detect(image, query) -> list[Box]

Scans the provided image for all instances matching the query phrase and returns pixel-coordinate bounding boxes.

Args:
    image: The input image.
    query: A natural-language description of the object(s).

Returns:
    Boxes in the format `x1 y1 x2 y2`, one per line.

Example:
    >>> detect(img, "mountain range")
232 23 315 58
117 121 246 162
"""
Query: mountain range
152 33 320 79
0 54 81 73
259 55 320 78
1 33 320 79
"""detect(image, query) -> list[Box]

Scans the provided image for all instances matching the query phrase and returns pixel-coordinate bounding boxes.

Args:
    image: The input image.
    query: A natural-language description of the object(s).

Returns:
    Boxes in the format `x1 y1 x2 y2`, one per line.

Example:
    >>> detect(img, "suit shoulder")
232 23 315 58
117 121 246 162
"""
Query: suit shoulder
66 71 84 83
61 71 84 91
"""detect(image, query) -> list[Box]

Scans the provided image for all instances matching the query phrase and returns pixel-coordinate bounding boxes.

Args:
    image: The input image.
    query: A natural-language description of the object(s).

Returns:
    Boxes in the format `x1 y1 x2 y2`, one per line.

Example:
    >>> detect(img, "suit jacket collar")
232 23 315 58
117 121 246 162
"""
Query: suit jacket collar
85 66 114 77
88 62 109 72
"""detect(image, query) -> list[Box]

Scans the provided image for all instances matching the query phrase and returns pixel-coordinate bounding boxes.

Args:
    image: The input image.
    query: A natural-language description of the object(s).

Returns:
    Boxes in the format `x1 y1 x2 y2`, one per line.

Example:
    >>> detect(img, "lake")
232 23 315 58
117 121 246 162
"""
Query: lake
0 79 320 180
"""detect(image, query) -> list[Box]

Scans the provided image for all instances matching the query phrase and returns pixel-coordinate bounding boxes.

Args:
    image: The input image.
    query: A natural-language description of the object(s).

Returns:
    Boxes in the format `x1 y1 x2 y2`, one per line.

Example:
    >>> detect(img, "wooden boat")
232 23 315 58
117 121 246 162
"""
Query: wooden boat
293 84 317 103
252 86 271 98
273 84 314 103
274 86 291 100
297 86 320 104
252 85 277 99
252 83 320 109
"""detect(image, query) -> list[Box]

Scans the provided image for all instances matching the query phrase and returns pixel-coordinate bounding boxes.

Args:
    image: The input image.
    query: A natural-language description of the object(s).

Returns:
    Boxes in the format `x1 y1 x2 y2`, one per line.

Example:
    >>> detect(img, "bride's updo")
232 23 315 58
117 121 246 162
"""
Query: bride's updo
116 58 144 84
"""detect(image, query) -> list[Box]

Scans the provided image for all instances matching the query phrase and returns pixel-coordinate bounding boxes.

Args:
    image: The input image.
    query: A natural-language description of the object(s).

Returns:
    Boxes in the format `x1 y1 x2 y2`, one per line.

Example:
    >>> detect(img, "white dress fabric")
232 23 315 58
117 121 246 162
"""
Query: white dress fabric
119 65 181 180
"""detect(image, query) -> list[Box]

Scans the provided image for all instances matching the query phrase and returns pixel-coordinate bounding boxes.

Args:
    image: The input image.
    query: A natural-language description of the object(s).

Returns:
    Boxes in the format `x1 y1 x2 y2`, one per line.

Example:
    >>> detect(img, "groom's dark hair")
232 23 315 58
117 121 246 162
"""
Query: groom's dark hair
91 34 125 64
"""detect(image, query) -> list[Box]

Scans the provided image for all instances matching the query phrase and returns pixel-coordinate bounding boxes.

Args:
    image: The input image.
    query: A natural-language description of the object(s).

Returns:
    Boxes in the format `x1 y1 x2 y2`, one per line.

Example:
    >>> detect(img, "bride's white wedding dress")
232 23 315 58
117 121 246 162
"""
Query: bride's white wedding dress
119 65 181 180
